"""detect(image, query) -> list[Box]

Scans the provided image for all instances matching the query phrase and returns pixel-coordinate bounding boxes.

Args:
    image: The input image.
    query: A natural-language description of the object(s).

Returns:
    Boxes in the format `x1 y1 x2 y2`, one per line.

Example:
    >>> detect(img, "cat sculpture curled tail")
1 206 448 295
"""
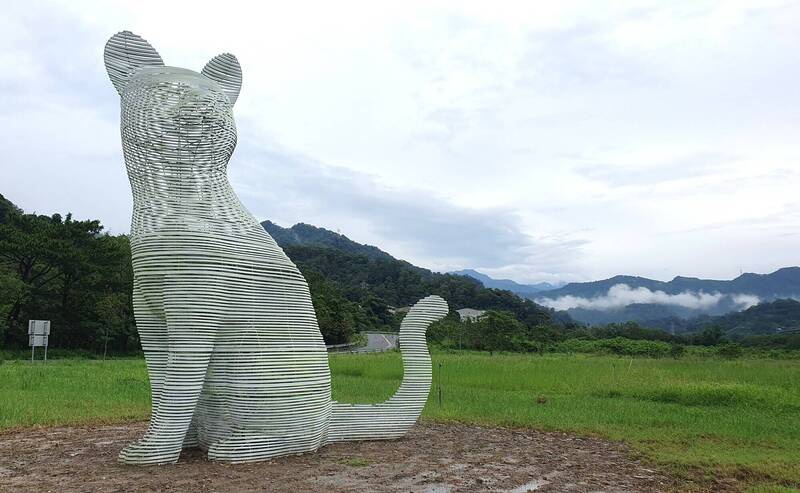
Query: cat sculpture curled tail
104 31 449 465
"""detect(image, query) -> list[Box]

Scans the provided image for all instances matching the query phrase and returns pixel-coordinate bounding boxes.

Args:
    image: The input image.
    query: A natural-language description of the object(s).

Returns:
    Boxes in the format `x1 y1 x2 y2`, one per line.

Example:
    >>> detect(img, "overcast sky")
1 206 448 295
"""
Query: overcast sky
2 1 799 284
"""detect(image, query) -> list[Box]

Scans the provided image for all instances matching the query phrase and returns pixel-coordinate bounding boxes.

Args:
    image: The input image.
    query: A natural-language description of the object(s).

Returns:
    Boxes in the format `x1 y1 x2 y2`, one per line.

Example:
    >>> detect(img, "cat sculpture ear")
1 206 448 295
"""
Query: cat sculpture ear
201 54 242 106
104 31 164 95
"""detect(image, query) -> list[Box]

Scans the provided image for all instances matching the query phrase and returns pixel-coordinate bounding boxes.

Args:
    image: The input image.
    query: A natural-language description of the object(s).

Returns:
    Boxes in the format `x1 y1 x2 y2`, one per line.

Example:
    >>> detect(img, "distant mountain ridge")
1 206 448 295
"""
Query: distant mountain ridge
536 267 800 326
451 269 560 295
258 219 800 334
539 267 800 300
639 299 800 336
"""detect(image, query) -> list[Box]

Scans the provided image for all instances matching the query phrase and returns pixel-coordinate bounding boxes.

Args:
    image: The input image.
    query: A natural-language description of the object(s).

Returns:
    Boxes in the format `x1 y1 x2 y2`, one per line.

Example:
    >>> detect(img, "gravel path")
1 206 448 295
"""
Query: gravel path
0 421 679 492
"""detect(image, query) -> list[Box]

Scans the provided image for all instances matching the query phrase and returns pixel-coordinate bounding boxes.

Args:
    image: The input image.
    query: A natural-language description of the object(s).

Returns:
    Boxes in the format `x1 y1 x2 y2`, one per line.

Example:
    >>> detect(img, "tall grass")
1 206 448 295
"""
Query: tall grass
1 352 798 489
0 359 150 429
331 351 800 487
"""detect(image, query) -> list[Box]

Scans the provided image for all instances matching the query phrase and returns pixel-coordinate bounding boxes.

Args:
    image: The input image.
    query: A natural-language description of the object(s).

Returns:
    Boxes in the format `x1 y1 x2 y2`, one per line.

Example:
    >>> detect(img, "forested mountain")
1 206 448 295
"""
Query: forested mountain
567 304 698 328
450 269 559 296
713 299 800 335
261 221 564 327
654 299 800 336
262 221 394 261
283 246 556 323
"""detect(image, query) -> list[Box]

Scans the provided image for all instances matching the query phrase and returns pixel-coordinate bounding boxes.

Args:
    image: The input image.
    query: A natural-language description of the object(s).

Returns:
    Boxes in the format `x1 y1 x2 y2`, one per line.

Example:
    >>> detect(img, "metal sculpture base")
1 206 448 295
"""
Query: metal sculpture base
104 31 448 465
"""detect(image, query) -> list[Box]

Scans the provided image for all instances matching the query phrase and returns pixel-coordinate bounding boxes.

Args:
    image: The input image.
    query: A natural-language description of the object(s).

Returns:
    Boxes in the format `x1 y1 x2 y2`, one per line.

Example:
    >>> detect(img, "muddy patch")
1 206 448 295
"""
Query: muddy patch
0 422 676 492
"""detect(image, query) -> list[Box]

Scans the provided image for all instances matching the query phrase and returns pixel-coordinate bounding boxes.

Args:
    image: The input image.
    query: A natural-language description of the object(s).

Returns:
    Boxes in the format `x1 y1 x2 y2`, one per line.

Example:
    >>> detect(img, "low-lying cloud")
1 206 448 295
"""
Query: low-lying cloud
537 284 760 312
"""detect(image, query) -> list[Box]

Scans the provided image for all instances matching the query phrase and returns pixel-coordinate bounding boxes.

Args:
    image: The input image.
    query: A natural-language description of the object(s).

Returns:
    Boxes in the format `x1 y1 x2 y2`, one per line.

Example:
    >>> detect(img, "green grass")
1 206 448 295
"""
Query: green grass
331 351 800 490
339 457 370 467
746 486 800 493
0 359 150 429
1 352 798 491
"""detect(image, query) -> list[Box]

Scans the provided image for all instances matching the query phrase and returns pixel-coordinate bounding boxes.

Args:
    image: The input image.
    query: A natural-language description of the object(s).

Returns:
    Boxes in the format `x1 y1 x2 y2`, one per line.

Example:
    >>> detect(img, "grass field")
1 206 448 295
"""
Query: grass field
1 352 798 491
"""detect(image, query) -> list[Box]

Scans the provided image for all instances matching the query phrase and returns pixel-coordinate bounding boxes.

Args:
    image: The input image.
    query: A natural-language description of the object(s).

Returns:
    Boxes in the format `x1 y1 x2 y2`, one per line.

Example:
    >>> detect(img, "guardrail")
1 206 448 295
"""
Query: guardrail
326 332 399 353
326 342 358 352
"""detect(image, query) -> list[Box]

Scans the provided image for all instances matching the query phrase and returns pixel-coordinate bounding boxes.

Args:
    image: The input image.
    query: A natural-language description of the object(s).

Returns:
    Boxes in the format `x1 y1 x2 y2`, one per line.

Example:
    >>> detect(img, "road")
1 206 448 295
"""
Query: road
356 332 398 353
326 332 398 353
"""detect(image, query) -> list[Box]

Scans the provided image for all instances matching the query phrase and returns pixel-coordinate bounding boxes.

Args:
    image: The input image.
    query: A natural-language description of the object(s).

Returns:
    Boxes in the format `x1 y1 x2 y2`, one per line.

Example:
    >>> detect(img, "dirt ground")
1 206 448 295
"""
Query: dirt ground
0 421 679 492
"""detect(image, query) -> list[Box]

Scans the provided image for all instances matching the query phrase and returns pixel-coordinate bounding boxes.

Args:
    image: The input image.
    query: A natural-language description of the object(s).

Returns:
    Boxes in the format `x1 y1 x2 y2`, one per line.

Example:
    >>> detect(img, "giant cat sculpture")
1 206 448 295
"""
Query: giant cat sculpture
104 31 449 465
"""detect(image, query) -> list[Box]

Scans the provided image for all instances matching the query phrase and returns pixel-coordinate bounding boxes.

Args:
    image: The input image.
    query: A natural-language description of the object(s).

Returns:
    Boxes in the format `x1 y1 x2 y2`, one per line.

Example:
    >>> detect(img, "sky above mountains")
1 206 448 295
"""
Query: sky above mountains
2 1 799 284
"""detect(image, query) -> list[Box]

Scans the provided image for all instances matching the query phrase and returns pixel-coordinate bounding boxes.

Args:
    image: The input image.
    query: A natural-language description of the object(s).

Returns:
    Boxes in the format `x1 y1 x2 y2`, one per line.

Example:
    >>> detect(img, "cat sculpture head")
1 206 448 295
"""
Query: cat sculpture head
103 31 242 175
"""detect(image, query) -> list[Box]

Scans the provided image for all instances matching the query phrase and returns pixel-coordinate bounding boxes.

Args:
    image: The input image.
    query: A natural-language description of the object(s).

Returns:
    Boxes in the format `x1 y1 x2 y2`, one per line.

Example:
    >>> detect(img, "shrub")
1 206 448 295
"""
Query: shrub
717 342 744 359
554 337 671 357
601 338 670 357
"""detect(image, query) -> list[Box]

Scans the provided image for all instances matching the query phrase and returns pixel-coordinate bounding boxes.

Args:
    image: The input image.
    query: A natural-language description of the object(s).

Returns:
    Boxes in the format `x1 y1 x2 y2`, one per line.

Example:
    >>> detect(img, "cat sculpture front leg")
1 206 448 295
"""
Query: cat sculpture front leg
119 274 217 465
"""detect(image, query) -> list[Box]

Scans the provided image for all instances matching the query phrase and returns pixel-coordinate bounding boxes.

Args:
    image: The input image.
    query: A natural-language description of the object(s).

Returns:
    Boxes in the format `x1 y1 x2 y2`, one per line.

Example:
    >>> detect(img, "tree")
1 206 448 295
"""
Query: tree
94 291 130 359
303 269 361 344
716 342 743 359
0 205 136 353
697 325 725 346
0 266 27 348
0 212 65 346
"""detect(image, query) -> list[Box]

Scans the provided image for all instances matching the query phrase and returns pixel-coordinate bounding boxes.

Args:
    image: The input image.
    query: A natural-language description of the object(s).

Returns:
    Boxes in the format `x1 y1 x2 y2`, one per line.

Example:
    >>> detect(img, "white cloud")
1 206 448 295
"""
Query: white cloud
731 294 761 310
1 1 799 283
537 284 760 311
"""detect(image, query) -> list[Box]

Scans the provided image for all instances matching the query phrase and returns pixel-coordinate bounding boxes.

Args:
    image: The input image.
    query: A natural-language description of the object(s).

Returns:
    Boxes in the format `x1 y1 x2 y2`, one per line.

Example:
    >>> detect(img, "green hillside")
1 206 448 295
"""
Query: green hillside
681 299 800 337
283 245 557 325
262 220 561 330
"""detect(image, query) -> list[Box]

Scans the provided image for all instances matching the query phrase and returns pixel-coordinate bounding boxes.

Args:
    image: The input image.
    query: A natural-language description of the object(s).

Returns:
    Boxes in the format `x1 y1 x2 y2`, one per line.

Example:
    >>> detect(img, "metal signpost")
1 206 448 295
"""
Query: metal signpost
28 320 50 363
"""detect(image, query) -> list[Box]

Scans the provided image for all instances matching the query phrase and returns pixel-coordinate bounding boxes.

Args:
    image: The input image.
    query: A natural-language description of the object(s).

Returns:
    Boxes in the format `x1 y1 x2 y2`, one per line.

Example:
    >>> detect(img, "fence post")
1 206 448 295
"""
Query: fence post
437 362 443 406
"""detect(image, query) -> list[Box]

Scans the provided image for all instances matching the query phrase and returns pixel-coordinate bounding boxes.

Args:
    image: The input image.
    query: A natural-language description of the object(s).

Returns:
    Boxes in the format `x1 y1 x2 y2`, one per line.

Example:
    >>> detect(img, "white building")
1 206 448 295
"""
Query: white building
456 308 486 322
